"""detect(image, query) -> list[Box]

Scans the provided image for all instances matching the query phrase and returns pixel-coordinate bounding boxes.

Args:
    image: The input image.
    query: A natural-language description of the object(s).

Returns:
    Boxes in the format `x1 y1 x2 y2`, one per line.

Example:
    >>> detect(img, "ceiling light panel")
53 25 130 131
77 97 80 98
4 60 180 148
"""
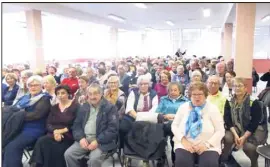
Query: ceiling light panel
203 9 211 17
107 14 125 23
134 3 147 9
166 21 174 26
262 15 270 22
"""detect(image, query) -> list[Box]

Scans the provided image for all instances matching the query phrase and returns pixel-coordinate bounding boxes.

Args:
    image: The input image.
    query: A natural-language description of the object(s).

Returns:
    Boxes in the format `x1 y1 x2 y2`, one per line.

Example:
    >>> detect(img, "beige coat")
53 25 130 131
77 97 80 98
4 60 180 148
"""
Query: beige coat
171 101 225 154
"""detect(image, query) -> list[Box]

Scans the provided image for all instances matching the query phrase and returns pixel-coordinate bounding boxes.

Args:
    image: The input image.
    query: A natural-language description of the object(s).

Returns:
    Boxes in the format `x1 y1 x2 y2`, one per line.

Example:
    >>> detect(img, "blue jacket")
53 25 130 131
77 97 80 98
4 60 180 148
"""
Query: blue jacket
72 98 119 152
2 84 19 106
156 95 188 115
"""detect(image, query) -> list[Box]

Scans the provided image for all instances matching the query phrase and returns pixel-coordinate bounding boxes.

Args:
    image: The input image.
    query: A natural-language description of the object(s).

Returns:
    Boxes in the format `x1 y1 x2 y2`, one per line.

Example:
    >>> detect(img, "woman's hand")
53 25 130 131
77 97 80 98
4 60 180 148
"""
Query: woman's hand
164 114 175 120
193 143 208 155
181 137 195 153
54 133 63 142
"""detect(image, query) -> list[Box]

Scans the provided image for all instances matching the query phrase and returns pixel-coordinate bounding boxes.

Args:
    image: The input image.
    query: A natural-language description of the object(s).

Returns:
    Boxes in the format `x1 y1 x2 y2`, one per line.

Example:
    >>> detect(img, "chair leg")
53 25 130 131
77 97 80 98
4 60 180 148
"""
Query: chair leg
23 150 29 160
266 159 270 167
111 156 115 167
118 152 123 167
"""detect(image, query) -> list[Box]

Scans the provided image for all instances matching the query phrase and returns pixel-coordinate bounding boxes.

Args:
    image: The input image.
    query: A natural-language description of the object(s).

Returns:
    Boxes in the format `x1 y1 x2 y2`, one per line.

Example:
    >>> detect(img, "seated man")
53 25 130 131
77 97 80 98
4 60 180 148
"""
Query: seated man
64 83 119 167
206 75 231 117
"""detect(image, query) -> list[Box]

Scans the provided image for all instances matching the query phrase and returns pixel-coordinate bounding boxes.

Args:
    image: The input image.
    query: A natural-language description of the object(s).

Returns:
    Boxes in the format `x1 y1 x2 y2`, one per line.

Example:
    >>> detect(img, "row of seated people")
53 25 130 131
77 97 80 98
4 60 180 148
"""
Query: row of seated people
2 73 268 167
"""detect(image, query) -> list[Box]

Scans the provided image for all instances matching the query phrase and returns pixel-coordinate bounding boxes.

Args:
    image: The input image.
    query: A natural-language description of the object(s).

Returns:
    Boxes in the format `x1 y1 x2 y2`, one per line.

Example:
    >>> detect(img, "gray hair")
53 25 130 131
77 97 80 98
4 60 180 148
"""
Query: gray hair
26 75 43 88
21 70 33 78
191 70 202 77
87 83 104 95
106 75 121 88
167 82 183 94
176 65 184 72
137 74 151 87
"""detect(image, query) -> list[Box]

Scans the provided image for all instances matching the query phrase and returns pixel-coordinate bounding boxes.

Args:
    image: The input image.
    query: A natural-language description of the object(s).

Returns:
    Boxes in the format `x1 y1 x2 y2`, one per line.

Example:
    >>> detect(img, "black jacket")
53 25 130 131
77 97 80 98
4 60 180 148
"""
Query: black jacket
72 98 119 152
2 106 25 148
260 72 270 88
124 121 166 159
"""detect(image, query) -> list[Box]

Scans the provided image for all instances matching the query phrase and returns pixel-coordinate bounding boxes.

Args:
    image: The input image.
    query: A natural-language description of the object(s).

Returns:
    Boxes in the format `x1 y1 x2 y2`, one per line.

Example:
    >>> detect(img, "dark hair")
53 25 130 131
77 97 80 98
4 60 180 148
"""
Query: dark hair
49 66 57 72
55 85 71 96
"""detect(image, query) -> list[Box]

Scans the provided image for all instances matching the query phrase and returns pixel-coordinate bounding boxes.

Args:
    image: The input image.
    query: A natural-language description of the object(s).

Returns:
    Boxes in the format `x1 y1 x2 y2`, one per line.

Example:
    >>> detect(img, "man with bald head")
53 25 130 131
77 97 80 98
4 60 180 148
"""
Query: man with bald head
216 62 227 91
206 75 231 116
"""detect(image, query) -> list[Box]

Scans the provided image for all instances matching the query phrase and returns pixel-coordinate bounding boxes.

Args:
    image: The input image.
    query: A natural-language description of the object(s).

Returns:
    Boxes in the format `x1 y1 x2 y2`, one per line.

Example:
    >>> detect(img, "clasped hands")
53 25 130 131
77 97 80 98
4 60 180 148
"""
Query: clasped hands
181 138 209 155
53 128 68 142
80 138 98 151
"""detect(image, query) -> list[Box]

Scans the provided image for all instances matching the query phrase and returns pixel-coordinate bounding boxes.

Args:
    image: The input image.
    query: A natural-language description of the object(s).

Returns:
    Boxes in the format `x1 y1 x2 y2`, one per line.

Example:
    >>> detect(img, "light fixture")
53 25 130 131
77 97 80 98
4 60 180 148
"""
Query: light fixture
108 14 126 23
166 21 174 26
134 3 147 9
145 27 154 31
206 25 212 29
203 9 211 17
261 15 270 22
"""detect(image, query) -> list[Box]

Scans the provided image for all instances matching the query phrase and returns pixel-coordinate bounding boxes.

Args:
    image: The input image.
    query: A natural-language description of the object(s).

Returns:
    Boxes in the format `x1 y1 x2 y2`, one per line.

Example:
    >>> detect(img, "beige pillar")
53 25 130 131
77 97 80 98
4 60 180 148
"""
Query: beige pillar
234 3 256 94
110 27 118 58
25 10 45 71
224 23 233 62
220 32 224 57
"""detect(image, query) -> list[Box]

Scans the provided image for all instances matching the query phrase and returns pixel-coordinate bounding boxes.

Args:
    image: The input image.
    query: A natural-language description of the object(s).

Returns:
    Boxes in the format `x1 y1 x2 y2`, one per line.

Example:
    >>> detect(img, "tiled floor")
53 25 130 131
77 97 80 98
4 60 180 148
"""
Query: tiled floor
23 76 269 167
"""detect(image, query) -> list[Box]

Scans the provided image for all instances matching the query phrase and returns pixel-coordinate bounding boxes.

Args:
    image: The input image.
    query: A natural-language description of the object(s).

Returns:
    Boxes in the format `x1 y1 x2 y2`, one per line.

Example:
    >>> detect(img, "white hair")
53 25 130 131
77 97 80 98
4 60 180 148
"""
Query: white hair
191 70 202 77
137 74 151 86
26 75 43 88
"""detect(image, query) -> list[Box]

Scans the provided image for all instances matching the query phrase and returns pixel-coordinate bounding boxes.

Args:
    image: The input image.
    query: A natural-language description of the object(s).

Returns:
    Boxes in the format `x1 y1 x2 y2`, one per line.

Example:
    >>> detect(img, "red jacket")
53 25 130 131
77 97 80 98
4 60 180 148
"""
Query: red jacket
61 77 79 97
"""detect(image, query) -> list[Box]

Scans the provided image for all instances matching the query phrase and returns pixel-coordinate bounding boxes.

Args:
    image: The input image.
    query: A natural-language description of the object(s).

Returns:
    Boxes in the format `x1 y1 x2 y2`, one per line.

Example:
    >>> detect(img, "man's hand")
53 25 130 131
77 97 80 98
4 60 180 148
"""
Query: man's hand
87 140 98 151
79 138 89 150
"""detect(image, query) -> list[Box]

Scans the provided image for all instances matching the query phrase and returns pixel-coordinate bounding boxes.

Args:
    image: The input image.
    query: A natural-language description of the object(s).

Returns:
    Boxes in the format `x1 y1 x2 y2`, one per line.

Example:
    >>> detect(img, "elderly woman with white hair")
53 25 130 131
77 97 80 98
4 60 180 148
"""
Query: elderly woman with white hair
104 74 126 119
184 70 203 98
3 75 51 167
125 74 159 120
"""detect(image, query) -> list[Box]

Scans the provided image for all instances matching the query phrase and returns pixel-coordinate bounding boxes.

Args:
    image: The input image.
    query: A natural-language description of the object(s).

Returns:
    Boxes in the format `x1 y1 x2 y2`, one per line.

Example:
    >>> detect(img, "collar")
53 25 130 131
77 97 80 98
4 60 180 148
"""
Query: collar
209 91 221 97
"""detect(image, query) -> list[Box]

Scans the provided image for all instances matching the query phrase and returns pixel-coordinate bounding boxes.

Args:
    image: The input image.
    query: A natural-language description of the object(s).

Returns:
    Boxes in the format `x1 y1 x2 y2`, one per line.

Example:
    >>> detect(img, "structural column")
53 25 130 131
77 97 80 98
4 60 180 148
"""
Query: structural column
234 3 256 94
25 10 45 71
220 32 224 57
171 29 181 55
110 27 119 58
141 32 147 57
223 23 233 62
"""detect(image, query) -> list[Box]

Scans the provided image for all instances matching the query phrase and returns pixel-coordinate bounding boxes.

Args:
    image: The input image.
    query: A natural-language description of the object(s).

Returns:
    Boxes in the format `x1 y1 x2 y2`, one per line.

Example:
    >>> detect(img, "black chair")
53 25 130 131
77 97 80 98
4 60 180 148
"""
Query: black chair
256 143 270 167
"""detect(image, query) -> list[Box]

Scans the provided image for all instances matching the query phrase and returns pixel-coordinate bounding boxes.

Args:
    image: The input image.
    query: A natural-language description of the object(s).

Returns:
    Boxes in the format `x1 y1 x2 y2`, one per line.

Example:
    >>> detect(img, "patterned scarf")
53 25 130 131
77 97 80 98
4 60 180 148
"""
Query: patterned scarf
185 102 206 139
14 91 51 109
104 89 119 105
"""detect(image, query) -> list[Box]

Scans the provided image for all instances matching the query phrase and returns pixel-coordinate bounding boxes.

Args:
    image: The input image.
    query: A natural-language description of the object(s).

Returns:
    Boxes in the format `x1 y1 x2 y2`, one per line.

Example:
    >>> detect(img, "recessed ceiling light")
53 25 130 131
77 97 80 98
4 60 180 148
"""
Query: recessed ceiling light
206 25 212 29
166 21 174 26
134 3 147 9
262 15 270 22
108 14 126 23
203 9 211 17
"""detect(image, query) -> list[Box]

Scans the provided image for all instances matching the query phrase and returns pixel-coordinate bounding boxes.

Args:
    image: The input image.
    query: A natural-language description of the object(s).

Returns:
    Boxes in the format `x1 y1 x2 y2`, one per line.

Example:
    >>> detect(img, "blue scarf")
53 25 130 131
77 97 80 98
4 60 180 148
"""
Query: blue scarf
14 91 51 109
185 102 206 139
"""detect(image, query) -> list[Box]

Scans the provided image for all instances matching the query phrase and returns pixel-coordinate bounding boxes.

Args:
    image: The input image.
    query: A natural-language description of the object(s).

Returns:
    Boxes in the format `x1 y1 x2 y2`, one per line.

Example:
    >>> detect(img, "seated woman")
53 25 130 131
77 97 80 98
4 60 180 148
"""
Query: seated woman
154 70 171 102
104 75 126 119
222 78 268 167
156 82 188 166
222 71 236 101
30 85 79 167
74 75 89 104
172 82 225 167
125 74 159 121
2 73 19 106
3 75 51 167
43 75 58 105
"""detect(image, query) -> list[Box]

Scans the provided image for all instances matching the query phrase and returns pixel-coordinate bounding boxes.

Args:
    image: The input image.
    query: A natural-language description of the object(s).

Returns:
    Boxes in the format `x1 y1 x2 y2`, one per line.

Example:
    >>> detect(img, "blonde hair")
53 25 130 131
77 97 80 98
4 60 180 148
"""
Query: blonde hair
5 73 18 82
43 75 57 87
233 77 247 87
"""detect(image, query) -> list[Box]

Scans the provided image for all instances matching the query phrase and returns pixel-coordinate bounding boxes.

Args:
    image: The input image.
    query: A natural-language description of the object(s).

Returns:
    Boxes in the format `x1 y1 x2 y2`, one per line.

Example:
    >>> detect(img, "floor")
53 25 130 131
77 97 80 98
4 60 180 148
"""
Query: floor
22 76 269 167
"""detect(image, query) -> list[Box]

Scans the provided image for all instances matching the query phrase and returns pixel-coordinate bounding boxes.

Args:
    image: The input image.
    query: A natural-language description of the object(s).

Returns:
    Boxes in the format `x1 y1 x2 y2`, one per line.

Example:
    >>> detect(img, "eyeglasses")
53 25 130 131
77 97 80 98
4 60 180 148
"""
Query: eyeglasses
233 84 245 89
108 81 118 85
208 82 219 86
28 84 41 88
191 93 204 97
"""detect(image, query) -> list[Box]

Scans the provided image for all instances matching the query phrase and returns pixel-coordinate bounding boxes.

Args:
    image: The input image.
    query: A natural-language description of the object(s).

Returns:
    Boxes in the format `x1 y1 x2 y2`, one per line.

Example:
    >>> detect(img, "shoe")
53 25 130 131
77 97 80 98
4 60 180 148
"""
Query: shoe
142 161 150 167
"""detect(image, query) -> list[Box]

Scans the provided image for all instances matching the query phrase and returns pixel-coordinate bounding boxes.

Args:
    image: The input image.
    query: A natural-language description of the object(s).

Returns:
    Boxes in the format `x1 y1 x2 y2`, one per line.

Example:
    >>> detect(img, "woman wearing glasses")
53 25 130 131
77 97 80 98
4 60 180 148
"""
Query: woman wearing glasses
3 75 51 167
172 82 225 167
222 78 268 167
